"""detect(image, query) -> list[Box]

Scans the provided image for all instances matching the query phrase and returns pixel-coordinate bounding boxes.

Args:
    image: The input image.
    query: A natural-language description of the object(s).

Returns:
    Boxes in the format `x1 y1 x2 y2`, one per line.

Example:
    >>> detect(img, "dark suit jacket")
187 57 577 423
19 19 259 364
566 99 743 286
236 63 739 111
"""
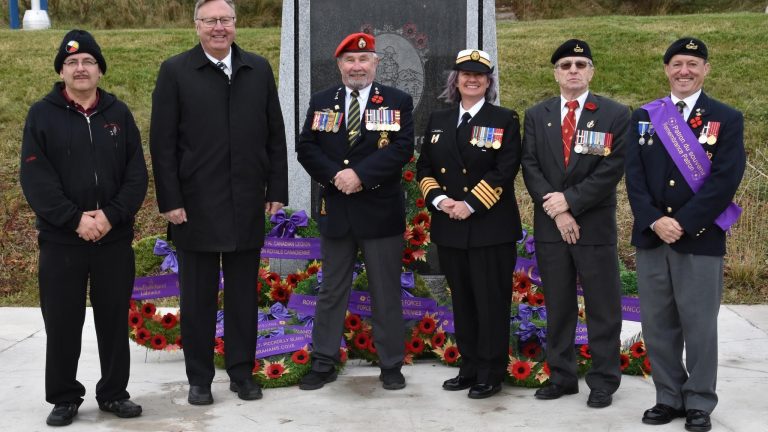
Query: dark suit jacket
625 92 745 256
150 43 288 252
296 82 414 239
416 103 523 249
522 92 629 244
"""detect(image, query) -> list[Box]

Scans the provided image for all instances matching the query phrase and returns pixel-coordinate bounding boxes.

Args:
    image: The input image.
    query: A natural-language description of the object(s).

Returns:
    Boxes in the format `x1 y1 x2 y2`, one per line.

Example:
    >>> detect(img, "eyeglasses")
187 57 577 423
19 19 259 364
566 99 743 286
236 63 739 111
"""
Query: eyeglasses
63 59 99 68
196 16 236 28
556 60 592 71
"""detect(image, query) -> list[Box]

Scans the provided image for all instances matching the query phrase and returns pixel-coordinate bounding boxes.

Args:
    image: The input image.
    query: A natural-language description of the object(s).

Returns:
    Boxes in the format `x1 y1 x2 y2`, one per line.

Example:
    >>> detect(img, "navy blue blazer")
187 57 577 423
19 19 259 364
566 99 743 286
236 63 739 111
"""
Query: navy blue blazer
296 82 414 239
416 102 523 249
625 92 746 256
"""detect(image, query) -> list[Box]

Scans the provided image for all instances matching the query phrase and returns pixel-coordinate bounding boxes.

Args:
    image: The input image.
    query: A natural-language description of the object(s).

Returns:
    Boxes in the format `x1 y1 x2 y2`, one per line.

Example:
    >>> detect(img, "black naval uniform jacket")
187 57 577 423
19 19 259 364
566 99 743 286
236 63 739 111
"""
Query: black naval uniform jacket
150 43 288 252
296 82 414 239
417 103 523 248
625 92 746 256
522 92 629 245
20 83 148 245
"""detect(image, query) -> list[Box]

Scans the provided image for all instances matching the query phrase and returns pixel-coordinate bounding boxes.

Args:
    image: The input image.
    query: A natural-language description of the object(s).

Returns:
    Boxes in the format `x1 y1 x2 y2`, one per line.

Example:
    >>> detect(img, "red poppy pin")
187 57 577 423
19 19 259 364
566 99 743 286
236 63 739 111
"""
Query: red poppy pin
689 116 703 128
371 95 383 104
584 102 597 111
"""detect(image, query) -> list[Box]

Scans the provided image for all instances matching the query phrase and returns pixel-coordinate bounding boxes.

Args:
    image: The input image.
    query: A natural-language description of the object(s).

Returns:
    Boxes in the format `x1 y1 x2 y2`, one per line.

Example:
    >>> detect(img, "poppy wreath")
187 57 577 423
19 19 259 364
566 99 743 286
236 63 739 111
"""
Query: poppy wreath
128 300 182 351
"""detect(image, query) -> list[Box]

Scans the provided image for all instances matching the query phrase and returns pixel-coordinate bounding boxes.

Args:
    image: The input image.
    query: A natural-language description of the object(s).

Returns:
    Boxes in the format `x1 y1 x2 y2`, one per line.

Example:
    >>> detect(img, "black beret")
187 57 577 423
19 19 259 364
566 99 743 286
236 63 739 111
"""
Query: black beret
551 39 592 64
663 37 708 64
54 29 107 74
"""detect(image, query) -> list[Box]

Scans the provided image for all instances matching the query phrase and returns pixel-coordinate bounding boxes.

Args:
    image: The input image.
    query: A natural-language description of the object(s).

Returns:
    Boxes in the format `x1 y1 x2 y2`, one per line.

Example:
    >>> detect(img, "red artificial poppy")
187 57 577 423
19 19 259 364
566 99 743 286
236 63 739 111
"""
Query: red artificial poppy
643 357 652 373
128 311 143 328
542 361 551 376
129 299 137 311
161 312 178 329
513 272 532 293
415 198 425 208
214 337 225 355
521 341 542 359
291 349 310 365
408 225 428 246
266 363 285 379
286 273 300 287
344 314 362 331
511 360 532 380
370 94 384 104
431 331 446 348
689 116 703 128
354 332 371 350
584 102 598 111
411 211 431 228
269 284 290 303
630 341 646 358
175 336 183 348
141 302 156 318
527 292 545 306
402 248 415 265
367 337 377 354
579 344 592 359
252 359 261 373
339 348 348 363
135 327 151 345
402 170 415 182
265 272 281 285
407 336 425 354
444 346 460 364
418 316 436 335
151 333 168 350
620 353 630 371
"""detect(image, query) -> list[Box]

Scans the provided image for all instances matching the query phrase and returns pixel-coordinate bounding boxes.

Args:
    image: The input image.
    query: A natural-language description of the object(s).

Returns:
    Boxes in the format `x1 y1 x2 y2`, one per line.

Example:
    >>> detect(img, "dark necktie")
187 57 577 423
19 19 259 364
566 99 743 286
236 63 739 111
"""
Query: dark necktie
562 100 579 167
676 100 686 116
348 90 361 146
456 112 472 142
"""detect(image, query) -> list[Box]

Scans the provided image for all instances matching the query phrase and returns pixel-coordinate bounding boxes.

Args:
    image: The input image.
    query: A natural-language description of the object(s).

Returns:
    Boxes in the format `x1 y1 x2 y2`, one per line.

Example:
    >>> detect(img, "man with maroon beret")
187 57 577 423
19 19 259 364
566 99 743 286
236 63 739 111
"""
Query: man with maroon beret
296 32 414 391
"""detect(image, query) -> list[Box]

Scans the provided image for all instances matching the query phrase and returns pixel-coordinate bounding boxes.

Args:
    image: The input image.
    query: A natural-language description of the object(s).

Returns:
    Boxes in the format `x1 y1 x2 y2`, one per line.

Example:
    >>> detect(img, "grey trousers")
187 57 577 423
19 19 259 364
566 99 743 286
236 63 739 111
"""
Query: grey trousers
636 245 723 413
310 233 405 371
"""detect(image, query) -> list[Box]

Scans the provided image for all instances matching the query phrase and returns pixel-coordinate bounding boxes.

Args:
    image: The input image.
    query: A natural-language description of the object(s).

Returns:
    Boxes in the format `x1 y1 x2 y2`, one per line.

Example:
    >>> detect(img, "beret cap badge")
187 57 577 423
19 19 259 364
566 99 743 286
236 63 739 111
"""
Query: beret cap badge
685 40 698 50
358 37 366 49
573 44 584 53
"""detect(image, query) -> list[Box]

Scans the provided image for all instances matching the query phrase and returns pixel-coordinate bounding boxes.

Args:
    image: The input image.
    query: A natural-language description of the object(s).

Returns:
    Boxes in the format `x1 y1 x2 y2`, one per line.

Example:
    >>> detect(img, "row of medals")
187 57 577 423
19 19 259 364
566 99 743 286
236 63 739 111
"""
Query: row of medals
574 142 611 156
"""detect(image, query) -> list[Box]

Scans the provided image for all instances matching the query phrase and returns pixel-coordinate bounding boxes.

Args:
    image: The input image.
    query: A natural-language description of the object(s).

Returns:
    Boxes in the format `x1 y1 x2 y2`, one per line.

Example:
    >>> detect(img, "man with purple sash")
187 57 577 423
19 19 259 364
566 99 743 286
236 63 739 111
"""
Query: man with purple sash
625 37 746 432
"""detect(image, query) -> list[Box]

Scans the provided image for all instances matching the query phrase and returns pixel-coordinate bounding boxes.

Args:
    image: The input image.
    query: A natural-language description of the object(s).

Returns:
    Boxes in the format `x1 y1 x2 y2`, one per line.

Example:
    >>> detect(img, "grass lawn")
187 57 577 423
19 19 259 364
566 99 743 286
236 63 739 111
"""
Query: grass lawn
1 12 766 305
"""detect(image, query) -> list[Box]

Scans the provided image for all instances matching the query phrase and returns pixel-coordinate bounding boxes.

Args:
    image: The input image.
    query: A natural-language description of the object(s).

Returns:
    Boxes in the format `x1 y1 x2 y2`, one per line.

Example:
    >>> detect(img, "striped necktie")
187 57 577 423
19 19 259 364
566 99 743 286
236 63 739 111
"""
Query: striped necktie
562 100 579 167
348 90 361 146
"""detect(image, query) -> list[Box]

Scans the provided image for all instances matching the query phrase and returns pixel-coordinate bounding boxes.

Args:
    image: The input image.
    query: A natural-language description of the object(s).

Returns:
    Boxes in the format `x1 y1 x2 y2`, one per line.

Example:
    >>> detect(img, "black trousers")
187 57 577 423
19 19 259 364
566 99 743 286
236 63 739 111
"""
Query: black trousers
535 241 622 393
177 248 261 385
438 243 516 385
38 238 134 405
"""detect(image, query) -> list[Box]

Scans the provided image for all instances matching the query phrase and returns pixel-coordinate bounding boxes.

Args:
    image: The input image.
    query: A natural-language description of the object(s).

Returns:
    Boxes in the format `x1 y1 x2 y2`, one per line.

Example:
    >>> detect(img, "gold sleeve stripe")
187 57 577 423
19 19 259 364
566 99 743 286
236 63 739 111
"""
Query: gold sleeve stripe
472 180 499 209
419 177 440 197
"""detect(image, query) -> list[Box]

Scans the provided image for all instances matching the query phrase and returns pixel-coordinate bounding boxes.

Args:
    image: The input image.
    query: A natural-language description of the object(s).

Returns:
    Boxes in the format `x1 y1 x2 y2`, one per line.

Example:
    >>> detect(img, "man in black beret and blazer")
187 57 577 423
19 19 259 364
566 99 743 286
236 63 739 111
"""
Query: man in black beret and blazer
626 37 745 432
20 29 147 426
521 39 630 408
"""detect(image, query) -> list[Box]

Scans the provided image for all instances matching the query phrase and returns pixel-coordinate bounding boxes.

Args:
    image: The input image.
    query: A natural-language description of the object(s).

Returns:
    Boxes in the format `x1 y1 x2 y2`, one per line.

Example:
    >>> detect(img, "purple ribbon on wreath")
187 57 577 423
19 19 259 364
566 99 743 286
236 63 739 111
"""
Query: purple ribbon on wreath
267 209 308 238
401 271 415 297
153 238 178 273
215 310 225 337
258 327 285 340
298 313 314 328
517 304 547 322
269 302 292 320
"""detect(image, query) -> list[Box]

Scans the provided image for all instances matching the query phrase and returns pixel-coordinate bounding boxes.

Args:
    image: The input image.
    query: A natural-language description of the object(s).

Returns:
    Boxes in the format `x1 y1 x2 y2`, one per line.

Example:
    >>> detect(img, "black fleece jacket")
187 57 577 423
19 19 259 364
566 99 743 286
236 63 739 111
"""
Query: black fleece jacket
20 83 148 245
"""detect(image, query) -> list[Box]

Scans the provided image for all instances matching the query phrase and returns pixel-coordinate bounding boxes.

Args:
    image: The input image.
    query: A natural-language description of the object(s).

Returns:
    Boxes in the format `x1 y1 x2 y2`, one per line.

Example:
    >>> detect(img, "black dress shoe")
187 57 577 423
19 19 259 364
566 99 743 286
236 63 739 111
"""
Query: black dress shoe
229 378 263 400
379 367 406 390
188 385 213 405
586 389 612 408
442 375 476 391
534 383 578 400
98 398 143 418
641 403 686 425
46 402 79 426
685 409 712 432
468 383 502 399
299 369 338 390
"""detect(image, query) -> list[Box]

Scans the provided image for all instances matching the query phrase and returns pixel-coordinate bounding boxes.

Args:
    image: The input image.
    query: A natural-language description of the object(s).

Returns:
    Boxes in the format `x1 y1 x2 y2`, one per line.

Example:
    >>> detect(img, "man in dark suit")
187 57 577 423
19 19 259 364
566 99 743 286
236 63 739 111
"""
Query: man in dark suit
521 39 629 408
296 32 414 391
626 38 745 432
150 0 288 405
417 49 522 399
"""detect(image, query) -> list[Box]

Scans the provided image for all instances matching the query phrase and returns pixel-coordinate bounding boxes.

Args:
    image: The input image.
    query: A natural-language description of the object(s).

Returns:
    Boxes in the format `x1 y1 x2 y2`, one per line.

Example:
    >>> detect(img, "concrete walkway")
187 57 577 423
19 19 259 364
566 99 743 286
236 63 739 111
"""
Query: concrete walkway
1 306 767 432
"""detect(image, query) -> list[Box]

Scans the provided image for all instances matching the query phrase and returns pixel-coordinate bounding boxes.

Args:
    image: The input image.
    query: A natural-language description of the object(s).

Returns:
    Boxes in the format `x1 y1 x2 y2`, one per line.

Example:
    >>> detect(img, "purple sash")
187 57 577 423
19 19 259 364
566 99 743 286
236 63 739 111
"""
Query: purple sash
643 97 741 231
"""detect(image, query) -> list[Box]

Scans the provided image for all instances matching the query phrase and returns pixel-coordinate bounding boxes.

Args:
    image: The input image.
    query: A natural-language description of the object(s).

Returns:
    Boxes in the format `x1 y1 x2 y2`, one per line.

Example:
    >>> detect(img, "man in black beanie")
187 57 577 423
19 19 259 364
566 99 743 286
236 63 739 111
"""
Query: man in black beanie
20 29 147 426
